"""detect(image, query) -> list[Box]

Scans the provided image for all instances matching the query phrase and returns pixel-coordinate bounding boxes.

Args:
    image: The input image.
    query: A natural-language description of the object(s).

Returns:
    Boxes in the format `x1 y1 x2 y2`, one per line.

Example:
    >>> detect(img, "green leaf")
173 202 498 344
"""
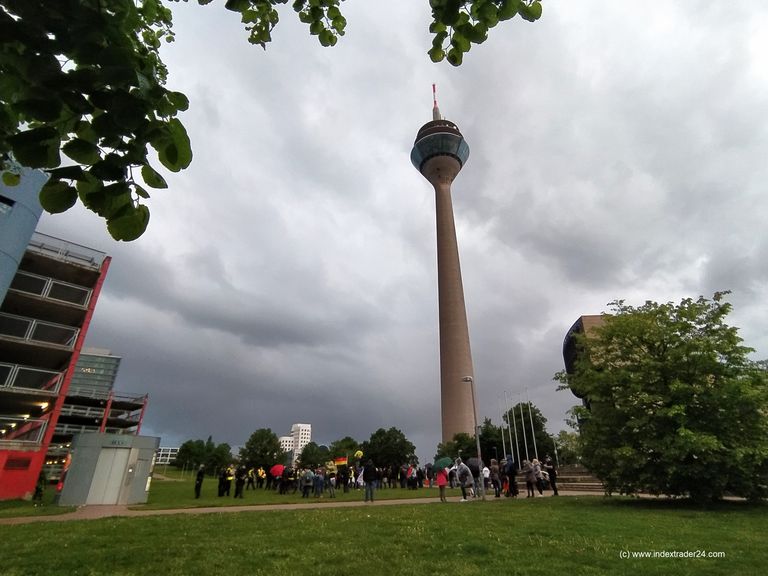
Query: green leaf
90 154 127 182
62 139 101 165
9 127 61 169
107 204 150 241
39 180 78 214
450 31 471 52
155 118 192 172
48 166 85 181
14 99 63 122
141 164 168 189
2 171 20 186
133 183 151 199
429 22 447 34
498 0 520 21
309 20 323 35
446 48 463 66
519 1 543 22
101 182 133 219
529 1 543 20
225 0 251 12
77 174 106 214
319 30 335 47
167 91 189 112
428 47 446 63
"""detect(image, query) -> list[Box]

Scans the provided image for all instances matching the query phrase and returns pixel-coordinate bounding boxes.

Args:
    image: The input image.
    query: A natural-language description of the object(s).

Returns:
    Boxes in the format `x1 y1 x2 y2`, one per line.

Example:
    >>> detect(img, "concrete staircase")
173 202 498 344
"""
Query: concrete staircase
554 464 604 493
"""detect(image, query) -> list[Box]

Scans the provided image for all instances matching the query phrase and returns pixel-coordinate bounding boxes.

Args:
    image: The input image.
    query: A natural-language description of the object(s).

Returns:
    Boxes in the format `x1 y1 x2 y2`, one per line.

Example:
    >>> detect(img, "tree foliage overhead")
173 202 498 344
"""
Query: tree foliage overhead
556 293 768 502
0 0 542 240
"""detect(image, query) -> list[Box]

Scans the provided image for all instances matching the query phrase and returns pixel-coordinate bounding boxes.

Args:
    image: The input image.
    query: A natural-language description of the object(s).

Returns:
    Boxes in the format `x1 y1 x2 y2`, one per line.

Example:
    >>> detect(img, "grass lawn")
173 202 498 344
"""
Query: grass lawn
1 496 765 575
0 488 73 519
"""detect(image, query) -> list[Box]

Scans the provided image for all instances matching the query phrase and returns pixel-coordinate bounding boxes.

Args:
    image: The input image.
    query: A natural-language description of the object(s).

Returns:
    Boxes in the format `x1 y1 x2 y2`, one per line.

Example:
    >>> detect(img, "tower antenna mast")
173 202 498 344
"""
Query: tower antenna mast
432 83 441 120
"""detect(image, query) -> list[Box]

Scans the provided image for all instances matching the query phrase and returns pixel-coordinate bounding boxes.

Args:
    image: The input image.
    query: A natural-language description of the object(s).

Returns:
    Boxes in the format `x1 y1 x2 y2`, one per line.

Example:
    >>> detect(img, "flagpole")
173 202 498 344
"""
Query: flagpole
526 387 538 461
498 395 507 459
518 392 529 461
505 390 520 466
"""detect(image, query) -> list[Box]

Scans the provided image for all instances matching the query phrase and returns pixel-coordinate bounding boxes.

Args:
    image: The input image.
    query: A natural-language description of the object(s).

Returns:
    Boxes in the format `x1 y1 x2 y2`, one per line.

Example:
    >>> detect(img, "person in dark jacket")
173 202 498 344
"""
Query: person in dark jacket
363 459 377 502
234 466 246 498
195 465 205 499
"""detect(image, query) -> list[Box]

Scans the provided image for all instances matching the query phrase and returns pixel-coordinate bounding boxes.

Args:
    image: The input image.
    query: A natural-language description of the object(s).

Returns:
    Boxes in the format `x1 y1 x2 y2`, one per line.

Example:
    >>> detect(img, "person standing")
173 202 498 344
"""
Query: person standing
194 465 205 499
436 466 449 502
313 467 325 498
523 460 536 497
234 465 246 499
544 455 558 496
363 459 377 502
456 458 474 502
223 465 234 497
532 459 544 495
246 467 256 490
490 459 501 498
301 468 314 498
217 467 226 497
482 464 491 492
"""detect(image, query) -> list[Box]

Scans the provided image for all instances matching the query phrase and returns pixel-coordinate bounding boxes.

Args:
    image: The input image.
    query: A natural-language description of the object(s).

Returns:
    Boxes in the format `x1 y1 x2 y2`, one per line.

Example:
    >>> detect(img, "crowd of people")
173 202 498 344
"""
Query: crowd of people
192 454 559 501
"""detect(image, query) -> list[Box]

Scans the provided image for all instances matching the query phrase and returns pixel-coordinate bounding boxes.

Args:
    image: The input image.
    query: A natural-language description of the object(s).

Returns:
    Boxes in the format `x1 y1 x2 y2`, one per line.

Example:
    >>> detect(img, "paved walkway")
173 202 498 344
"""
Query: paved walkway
0 490 601 526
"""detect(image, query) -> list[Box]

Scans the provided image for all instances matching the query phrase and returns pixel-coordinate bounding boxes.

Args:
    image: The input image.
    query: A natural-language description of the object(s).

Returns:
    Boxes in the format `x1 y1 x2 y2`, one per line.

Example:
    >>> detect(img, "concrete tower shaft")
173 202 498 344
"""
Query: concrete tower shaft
411 109 475 443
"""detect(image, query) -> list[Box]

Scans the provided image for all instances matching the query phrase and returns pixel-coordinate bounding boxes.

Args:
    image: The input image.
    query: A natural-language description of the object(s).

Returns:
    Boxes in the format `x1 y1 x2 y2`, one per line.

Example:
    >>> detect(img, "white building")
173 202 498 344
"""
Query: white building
278 436 293 454
291 423 311 462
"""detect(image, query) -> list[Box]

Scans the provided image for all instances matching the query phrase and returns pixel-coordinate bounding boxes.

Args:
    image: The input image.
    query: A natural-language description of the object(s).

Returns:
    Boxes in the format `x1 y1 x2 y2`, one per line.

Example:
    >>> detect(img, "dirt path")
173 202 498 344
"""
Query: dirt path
0 490 600 526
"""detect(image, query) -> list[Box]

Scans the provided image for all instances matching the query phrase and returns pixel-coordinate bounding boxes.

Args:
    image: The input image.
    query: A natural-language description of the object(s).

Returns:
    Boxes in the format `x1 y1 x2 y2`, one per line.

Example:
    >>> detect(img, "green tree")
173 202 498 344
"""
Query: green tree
296 441 329 469
556 293 768 502
360 427 416 470
174 438 206 468
328 435 360 460
238 427 283 468
0 0 542 240
174 435 231 469
435 432 474 462
207 441 233 470
553 429 581 466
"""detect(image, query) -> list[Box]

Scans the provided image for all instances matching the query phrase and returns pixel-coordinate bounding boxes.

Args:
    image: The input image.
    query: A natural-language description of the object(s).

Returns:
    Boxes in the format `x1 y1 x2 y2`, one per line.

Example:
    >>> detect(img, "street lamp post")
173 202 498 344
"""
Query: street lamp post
462 376 485 500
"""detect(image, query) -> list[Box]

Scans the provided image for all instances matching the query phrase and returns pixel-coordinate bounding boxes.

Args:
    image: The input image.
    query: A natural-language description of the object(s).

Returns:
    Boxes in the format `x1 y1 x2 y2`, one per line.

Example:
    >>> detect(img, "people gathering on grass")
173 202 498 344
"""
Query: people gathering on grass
192 454 559 501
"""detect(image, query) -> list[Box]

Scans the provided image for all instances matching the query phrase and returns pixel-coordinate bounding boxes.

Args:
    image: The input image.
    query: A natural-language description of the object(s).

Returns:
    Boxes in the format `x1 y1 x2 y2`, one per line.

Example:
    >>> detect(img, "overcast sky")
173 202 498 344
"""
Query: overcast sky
38 1 768 462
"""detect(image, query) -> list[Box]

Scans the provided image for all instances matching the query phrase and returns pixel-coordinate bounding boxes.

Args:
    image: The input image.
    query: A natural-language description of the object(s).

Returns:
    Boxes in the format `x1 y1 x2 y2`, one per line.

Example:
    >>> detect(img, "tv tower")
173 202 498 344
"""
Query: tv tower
411 86 475 443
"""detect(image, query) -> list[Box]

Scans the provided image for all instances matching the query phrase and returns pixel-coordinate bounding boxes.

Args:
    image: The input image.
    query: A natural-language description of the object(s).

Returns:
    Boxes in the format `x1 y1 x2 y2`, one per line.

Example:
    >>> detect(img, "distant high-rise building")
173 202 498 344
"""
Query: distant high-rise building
411 89 475 443
290 423 311 464
0 231 111 500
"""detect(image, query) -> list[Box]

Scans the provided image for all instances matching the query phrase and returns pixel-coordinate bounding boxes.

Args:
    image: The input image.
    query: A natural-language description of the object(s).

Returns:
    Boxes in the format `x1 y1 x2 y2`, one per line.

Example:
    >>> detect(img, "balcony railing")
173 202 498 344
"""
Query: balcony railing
9 270 92 308
0 362 63 394
0 417 47 445
27 232 106 270
0 312 79 348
